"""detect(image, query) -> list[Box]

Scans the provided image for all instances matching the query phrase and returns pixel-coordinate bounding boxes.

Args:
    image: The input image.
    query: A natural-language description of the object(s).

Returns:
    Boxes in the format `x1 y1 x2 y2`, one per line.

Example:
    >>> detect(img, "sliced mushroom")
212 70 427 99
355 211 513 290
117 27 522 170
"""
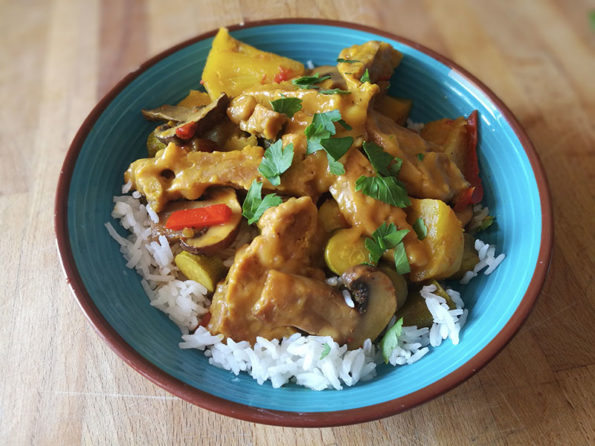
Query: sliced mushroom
341 265 399 349
179 187 242 255
155 93 230 144
151 187 242 256
141 104 199 122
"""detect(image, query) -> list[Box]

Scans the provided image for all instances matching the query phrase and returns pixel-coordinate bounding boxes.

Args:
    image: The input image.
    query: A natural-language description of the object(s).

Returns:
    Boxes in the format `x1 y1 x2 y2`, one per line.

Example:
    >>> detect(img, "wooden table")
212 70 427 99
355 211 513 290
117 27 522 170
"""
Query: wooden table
2 0 593 444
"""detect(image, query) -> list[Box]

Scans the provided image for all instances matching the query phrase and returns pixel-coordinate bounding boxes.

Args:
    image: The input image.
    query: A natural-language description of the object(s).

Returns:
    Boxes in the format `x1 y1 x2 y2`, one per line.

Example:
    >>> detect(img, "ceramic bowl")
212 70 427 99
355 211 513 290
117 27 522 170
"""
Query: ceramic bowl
55 19 552 426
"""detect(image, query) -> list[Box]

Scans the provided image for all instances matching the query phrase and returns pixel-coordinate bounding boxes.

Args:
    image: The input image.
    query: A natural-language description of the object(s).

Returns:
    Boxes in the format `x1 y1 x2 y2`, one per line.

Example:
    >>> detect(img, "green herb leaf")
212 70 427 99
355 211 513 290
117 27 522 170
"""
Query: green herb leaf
258 140 294 186
337 58 361 64
292 73 331 89
270 97 302 118
319 88 351 95
305 110 343 154
412 217 427 240
380 317 403 364
362 141 402 176
360 68 370 83
242 180 283 225
365 223 409 265
355 175 411 208
478 215 495 232
417 152 425 161
320 343 331 359
393 242 410 274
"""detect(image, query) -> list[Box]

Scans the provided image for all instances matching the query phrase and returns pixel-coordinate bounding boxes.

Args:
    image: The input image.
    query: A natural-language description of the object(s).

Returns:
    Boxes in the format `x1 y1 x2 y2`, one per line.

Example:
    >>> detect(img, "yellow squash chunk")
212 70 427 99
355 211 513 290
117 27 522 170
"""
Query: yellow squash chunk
318 198 348 234
324 228 369 275
174 251 226 292
407 198 464 282
374 96 412 126
202 28 305 100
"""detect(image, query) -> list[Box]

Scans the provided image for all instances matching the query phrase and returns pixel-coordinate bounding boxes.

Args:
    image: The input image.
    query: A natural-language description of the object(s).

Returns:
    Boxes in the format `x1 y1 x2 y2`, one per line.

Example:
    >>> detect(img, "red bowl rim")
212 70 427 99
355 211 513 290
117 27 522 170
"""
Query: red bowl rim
54 18 553 427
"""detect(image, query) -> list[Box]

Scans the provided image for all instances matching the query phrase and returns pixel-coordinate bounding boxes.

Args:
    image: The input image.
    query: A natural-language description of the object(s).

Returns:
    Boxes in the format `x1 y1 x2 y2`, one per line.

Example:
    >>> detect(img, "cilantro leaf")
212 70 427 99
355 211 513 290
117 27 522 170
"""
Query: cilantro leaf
355 176 411 208
258 140 294 186
380 317 403 364
321 137 353 162
242 180 282 225
319 88 351 95
360 68 370 83
337 58 361 64
412 217 427 240
362 141 402 177
393 243 410 274
270 97 302 118
417 153 425 161
292 73 331 89
365 223 409 265
320 343 331 359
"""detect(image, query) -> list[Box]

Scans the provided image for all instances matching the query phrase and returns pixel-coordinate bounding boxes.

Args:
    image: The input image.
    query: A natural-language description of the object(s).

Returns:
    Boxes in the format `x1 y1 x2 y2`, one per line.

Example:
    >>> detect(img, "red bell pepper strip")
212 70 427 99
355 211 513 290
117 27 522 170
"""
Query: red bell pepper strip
465 110 483 203
165 203 232 230
199 312 211 328
453 186 476 212
175 121 198 140
274 66 293 83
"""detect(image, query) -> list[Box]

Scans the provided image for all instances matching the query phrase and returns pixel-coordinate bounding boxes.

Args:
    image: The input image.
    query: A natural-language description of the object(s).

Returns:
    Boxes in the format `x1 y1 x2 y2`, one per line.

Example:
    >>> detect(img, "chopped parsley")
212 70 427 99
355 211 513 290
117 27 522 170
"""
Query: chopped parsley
360 68 370 83
478 215 495 232
412 217 427 240
365 222 409 265
258 140 294 186
241 180 282 225
337 58 360 64
380 317 403 363
356 141 410 208
292 73 331 89
393 242 411 274
320 343 331 359
319 88 351 95
304 110 353 174
270 97 302 118
417 153 425 161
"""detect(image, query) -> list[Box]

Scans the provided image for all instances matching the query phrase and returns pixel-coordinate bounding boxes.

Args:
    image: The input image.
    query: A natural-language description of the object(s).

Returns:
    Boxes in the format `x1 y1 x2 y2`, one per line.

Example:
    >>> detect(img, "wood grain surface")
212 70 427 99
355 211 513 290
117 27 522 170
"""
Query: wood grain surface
1 0 594 444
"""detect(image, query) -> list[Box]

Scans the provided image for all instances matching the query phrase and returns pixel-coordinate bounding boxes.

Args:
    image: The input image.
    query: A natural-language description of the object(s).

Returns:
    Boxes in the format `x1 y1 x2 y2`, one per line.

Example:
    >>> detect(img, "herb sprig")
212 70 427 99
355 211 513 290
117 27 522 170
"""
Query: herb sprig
258 140 294 186
305 110 353 175
270 97 302 118
242 180 282 225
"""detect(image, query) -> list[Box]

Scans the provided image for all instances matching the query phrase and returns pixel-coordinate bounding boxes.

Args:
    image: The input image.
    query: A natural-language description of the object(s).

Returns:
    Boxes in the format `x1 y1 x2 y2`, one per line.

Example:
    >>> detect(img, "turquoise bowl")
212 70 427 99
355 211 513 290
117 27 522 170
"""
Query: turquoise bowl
56 20 552 426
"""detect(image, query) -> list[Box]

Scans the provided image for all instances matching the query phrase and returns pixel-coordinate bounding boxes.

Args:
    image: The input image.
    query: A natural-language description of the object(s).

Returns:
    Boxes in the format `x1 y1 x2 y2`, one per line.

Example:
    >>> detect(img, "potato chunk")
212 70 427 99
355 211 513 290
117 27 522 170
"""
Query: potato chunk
406 198 464 281
202 28 305 99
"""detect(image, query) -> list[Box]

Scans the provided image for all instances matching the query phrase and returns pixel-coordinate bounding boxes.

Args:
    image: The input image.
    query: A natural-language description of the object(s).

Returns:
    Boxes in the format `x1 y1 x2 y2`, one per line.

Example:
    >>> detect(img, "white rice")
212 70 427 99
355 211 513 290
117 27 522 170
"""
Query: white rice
406 118 424 132
107 192 502 390
459 237 506 285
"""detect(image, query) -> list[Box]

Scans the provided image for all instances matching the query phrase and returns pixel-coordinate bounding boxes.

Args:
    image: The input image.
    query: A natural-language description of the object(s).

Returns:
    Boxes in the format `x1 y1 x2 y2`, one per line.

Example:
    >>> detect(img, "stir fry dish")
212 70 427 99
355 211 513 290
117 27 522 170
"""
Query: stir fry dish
124 28 491 353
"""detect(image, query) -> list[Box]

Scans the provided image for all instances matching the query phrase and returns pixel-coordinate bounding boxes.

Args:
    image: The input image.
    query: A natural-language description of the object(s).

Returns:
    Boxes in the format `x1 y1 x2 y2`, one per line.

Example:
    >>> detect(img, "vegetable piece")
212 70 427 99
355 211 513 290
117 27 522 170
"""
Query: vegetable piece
242 180 283 225
395 281 457 328
356 141 410 208
378 265 408 309
146 128 166 157
380 317 403 363
336 58 361 64
142 105 196 122
365 222 409 265
270 97 302 118
318 198 348 233
465 110 483 203
177 90 212 108
355 176 410 208
374 96 412 126
412 217 427 240
292 73 331 89
406 198 464 282
360 69 370 83
258 140 294 186
450 233 479 279
201 28 304 99
154 94 229 143
174 251 226 293
324 228 368 275
165 203 231 230
179 188 243 256
341 265 398 349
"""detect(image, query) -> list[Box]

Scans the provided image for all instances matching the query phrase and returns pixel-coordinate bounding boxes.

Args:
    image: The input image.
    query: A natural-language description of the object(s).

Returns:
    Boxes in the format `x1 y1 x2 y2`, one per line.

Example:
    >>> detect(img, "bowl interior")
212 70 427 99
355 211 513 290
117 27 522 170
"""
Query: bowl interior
65 23 543 414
